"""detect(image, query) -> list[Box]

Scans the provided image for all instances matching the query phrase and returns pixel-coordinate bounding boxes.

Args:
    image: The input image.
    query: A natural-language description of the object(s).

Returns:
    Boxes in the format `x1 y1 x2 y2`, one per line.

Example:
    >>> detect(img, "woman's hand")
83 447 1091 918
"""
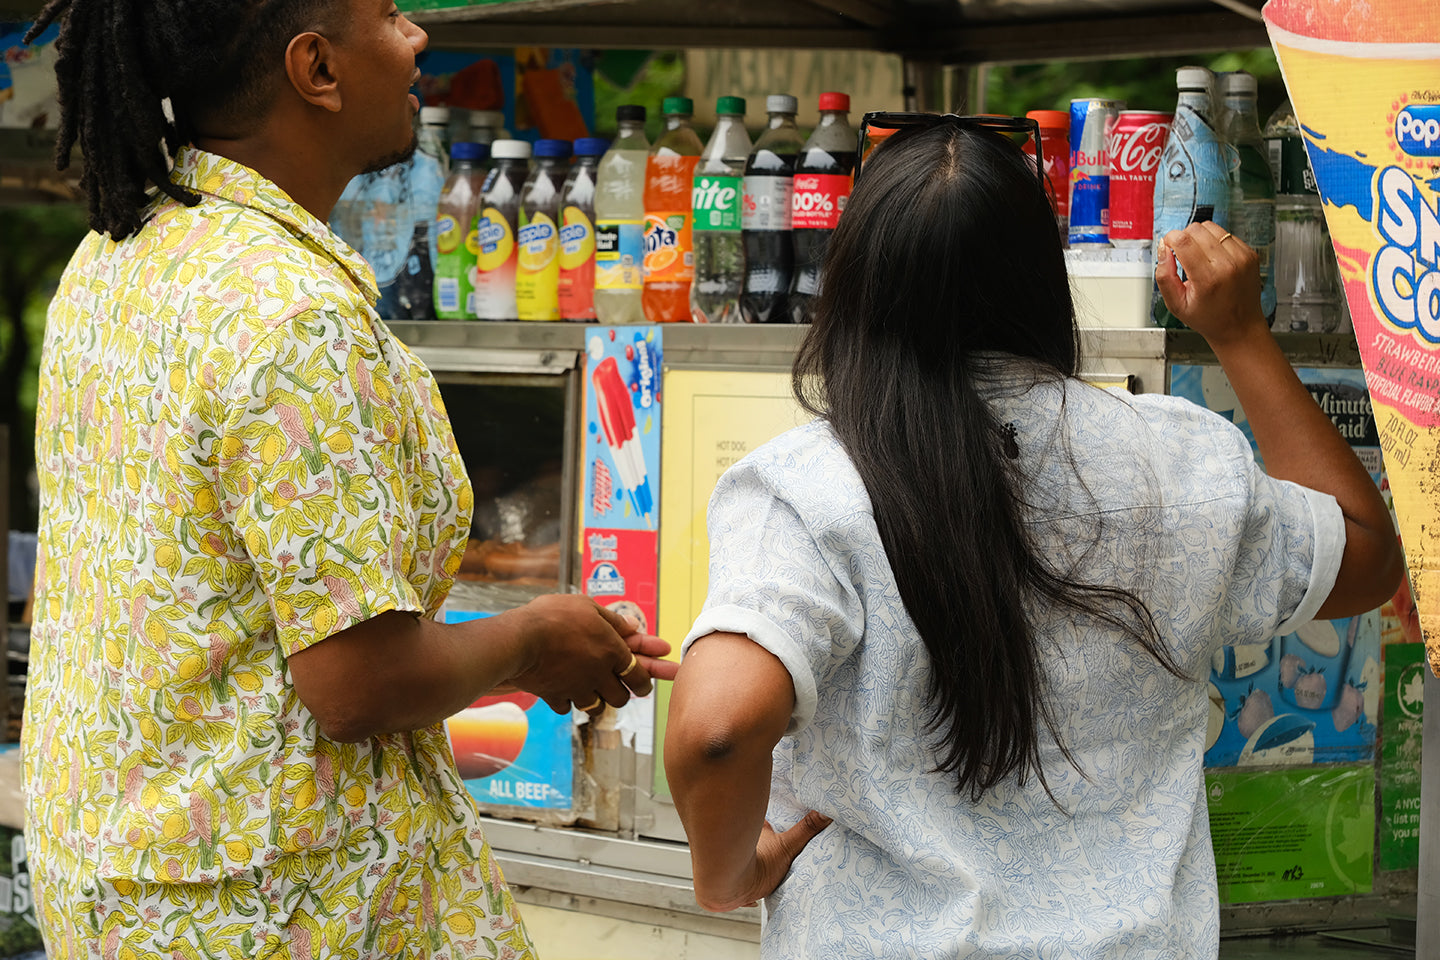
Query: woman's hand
504 594 678 715
721 812 832 910
1155 220 1270 351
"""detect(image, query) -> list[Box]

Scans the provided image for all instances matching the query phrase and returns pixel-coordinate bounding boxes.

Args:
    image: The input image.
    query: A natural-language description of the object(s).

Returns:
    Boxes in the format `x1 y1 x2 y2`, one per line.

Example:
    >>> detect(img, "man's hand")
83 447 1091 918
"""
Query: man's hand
505 595 677 715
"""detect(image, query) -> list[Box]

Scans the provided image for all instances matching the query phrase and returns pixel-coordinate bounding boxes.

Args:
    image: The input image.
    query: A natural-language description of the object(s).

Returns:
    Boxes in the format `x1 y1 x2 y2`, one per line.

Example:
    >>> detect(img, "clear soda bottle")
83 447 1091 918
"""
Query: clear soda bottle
473 140 531 320
559 137 607 322
1151 66 1237 328
516 139 570 322
790 92 856 324
595 105 649 325
1220 72 1277 325
433 142 489 320
392 106 450 321
742 95 804 324
1264 97 1341 332
690 96 751 324
643 97 704 323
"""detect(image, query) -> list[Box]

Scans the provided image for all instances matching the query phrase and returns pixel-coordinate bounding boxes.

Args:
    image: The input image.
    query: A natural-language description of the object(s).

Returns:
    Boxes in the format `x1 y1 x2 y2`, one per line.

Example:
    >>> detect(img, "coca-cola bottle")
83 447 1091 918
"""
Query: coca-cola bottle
741 95 803 324
789 92 856 324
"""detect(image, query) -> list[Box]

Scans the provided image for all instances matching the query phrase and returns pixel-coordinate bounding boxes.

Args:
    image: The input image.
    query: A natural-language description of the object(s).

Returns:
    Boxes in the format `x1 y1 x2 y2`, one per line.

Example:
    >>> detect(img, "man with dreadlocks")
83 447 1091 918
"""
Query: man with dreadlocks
22 2 677 957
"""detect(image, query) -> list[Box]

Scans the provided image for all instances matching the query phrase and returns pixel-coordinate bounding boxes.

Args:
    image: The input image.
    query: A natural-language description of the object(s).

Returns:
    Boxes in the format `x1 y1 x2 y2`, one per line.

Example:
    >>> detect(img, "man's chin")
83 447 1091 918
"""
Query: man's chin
361 133 420 175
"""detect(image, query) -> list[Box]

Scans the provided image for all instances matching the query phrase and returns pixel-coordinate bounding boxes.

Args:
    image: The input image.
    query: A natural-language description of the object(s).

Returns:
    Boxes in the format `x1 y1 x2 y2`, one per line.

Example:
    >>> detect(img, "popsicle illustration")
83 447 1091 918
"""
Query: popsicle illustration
593 355 655 529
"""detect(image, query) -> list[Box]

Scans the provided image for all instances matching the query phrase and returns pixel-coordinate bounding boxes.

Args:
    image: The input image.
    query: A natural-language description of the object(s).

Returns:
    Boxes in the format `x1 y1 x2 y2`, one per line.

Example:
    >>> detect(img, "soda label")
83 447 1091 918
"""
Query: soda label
643 211 694 283
473 207 518 319
558 205 597 320
693 176 743 232
475 208 515 271
516 211 560 321
595 219 644 291
1267 136 1320 196
743 176 794 231
791 173 851 230
435 214 463 254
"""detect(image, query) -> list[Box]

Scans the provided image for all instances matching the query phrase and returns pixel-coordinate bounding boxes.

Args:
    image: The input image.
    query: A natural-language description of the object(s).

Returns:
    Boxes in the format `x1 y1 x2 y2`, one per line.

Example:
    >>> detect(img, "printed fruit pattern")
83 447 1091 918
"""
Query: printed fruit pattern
1232 687 1275 739
25 147 536 958
1331 682 1366 732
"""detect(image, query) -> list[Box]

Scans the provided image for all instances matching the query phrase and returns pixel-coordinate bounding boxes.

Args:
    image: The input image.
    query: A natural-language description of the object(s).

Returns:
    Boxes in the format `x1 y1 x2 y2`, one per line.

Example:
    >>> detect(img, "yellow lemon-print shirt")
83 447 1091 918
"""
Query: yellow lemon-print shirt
25 148 535 960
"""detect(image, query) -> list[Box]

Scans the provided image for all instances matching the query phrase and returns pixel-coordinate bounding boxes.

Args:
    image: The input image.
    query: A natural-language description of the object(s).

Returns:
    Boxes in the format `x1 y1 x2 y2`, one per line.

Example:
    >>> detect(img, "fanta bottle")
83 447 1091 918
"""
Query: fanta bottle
643 97 703 323
433 142 489 320
516 139 571 321
560 137 607 321
474 139 531 320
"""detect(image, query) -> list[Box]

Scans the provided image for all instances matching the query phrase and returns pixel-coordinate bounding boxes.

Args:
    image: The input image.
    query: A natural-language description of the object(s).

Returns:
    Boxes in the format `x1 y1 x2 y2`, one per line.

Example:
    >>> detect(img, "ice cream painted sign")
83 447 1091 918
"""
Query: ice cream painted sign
1264 0 1440 673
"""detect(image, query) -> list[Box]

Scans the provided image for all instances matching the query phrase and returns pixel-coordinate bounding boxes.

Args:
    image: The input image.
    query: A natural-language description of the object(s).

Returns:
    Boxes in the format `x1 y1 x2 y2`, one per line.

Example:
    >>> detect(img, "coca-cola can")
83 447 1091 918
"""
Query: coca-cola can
1107 110 1173 248
1068 98 1124 245
1022 110 1070 232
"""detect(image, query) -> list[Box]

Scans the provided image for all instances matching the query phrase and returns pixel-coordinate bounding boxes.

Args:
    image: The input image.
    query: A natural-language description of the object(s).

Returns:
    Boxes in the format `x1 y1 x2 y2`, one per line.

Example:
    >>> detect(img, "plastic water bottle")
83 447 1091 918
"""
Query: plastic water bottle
330 164 409 317
1151 66 1237 328
595 105 649 325
516 139 570 322
690 96 751 324
643 96 703 324
742 95 803 324
559 138 607 322
1220 72 1277 325
433 142 488 320
392 107 450 320
790 92 856 324
1264 97 1342 332
473 140 531 320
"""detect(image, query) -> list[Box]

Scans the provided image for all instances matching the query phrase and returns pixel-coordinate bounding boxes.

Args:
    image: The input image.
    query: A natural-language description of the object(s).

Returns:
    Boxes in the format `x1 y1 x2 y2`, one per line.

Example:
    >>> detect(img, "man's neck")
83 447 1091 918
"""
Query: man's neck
193 128 355 224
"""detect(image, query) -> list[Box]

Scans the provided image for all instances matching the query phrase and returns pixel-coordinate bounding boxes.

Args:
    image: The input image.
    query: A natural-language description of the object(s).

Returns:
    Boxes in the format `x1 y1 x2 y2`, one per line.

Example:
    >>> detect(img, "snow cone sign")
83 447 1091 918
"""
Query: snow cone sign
1264 0 1440 673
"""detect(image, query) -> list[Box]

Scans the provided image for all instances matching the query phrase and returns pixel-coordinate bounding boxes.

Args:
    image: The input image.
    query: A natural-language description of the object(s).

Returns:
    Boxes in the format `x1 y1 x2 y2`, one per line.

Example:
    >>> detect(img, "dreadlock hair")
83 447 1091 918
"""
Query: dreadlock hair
27 0 340 240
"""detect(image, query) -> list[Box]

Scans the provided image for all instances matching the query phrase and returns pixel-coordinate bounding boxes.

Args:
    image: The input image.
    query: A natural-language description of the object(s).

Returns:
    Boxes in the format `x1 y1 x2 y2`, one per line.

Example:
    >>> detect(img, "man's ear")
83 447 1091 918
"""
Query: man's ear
285 32 342 113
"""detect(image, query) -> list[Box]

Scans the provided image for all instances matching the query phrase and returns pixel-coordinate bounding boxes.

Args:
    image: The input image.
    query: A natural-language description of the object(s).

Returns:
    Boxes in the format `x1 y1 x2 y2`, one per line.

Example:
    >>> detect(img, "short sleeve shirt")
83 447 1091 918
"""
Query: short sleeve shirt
685 371 1344 959
26 148 534 959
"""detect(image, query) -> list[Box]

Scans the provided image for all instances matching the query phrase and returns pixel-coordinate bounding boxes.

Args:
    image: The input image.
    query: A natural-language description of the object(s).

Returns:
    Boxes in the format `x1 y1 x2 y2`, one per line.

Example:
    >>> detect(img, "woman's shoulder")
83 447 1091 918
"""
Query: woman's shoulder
717 420 872 526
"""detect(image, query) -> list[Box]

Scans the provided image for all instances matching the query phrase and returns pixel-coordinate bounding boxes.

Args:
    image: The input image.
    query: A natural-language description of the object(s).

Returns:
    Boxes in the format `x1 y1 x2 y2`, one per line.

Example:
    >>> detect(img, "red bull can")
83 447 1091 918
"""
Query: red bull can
1068 98 1124 245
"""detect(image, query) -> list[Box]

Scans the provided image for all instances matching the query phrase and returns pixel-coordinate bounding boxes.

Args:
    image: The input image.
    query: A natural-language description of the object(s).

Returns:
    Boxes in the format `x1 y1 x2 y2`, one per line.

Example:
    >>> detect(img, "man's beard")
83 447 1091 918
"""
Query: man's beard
361 130 420 175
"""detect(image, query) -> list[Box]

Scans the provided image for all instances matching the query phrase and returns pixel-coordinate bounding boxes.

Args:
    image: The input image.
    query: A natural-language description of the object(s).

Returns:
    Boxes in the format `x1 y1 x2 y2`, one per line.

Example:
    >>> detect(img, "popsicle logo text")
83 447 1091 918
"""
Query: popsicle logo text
1395 105 1440 156
1373 166 1440 342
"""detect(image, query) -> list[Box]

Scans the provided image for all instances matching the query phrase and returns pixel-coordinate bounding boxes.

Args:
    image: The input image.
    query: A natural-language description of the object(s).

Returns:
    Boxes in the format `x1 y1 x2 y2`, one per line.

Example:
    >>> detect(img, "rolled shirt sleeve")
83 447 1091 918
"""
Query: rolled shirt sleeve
683 455 865 735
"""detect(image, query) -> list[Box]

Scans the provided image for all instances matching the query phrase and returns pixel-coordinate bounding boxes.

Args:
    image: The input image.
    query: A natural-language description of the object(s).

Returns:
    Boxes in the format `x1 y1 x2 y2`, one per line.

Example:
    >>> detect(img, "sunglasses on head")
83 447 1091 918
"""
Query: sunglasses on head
854 112 1045 193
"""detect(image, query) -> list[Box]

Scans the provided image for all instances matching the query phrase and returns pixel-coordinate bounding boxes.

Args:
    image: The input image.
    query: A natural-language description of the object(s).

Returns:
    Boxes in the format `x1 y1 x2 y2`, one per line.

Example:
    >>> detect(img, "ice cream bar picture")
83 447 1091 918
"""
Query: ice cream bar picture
592 355 655 529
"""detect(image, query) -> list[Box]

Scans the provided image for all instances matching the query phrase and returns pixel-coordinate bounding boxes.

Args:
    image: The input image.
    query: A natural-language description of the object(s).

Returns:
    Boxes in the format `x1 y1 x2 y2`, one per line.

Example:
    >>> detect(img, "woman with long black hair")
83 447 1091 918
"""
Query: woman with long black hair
665 115 1401 957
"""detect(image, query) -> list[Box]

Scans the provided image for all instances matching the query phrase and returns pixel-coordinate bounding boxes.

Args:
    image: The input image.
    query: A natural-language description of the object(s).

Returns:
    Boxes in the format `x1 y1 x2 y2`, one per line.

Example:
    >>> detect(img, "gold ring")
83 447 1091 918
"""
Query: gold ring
618 654 639 678
1219 233 1235 244
576 696 603 713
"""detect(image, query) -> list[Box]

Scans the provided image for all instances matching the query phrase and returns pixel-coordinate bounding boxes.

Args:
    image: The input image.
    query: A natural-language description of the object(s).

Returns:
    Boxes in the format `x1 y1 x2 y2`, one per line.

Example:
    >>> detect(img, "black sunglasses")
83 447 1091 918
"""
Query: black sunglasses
854 112 1045 194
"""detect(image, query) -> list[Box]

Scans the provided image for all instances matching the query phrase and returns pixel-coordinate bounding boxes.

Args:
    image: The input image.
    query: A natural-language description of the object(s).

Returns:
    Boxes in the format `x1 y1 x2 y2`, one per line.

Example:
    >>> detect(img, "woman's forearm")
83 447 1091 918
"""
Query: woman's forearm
666 632 796 911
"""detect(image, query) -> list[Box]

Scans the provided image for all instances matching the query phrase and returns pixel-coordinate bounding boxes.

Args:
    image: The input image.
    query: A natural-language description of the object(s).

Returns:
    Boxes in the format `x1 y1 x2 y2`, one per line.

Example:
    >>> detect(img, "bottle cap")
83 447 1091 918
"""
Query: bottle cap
1222 71 1258 95
420 106 450 126
451 141 487 161
616 104 646 123
1176 66 1214 90
470 110 505 129
818 92 849 112
767 94 799 115
490 139 533 160
662 96 694 116
534 138 572 159
716 96 747 116
574 137 610 157
1026 109 1068 129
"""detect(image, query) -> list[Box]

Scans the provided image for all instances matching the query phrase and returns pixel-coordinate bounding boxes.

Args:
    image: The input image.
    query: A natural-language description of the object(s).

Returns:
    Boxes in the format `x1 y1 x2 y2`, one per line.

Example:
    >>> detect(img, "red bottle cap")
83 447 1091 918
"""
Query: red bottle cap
818 92 850 112
1026 109 1069 129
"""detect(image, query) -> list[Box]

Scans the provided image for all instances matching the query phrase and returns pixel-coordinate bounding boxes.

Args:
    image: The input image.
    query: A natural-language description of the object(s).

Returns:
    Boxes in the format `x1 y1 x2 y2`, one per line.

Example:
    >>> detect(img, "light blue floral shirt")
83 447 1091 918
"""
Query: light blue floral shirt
684 368 1344 959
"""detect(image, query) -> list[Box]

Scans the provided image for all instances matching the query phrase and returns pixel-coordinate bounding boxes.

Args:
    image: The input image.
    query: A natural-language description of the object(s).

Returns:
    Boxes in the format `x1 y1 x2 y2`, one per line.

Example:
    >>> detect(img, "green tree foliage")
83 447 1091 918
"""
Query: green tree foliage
0 205 88 530
983 48 1285 120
